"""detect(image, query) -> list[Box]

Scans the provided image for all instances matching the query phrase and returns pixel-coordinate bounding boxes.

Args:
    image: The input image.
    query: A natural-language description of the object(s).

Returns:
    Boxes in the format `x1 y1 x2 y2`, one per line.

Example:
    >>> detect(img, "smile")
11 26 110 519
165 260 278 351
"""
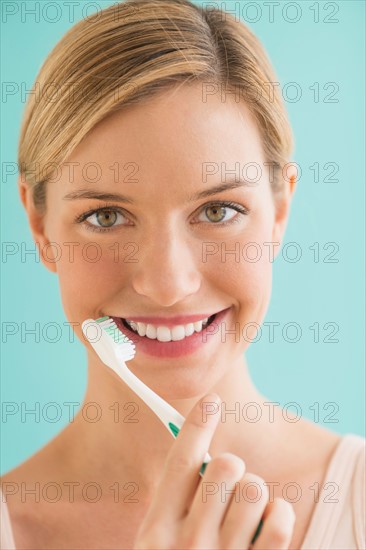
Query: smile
122 314 217 342
110 307 232 358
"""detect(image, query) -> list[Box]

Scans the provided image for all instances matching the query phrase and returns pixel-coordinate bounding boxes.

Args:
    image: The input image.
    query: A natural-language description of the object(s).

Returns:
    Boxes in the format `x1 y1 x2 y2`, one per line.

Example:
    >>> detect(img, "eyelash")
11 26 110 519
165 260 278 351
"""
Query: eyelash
74 201 249 233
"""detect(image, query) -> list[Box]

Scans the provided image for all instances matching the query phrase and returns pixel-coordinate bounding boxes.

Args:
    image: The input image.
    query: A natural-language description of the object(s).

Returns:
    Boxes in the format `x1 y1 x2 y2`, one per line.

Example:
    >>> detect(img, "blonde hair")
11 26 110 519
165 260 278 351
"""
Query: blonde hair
18 0 294 212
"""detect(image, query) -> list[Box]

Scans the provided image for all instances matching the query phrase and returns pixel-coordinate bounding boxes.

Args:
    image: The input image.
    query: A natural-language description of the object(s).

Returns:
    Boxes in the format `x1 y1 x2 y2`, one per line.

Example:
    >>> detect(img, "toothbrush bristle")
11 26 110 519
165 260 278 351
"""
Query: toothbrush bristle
96 316 136 359
96 316 110 322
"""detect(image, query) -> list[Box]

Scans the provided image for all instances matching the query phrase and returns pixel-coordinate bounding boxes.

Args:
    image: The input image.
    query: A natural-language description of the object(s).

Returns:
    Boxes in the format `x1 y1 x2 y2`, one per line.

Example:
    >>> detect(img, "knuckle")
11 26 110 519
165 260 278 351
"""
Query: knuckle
269 523 293 545
180 535 203 550
179 528 216 550
188 408 208 430
266 498 296 544
167 453 197 473
135 525 167 550
182 537 202 550
241 473 269 503
209 452 245 479
274 497 296 521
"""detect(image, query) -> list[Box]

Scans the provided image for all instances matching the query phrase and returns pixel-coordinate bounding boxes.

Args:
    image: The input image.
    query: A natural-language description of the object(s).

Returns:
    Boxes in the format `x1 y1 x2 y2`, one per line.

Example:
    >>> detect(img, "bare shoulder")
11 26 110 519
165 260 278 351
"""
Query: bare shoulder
1 451 54 543
281 419 343 500
281 421 343 550
288 415 342 463
1 441 61 503
289 424 365 550
0 451 147 549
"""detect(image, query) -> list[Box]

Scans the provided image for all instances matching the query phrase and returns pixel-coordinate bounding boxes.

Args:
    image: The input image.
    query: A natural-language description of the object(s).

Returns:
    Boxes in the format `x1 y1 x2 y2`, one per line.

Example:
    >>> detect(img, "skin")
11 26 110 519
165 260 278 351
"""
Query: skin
3 82 341 549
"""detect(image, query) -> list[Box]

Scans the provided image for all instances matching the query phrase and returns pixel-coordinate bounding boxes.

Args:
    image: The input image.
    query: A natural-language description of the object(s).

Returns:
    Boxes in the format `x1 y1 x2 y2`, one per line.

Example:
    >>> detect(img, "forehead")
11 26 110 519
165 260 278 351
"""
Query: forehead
56 83 266 196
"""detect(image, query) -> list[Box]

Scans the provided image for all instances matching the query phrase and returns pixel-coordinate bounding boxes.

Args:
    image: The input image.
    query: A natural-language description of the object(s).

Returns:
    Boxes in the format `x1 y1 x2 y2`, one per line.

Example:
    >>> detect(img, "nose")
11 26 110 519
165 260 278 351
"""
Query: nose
131 230 202 307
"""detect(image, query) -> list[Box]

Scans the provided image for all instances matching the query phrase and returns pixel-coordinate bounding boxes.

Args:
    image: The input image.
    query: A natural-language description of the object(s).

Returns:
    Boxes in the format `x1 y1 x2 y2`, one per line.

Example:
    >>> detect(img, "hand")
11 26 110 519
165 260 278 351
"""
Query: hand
134 393 296 549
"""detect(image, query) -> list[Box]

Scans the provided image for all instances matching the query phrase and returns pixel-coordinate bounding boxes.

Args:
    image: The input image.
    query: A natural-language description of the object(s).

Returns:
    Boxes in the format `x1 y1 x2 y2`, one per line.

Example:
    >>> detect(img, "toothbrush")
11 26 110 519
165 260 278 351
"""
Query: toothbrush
81 316 211 476
81 315 264 543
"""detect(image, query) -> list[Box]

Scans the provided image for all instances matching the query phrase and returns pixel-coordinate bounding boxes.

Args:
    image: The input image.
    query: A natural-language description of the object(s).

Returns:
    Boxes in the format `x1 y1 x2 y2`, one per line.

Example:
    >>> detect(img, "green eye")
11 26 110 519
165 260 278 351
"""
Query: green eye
197 201 248 226
75 205 131 233
95 210 118 227
205 205 229 223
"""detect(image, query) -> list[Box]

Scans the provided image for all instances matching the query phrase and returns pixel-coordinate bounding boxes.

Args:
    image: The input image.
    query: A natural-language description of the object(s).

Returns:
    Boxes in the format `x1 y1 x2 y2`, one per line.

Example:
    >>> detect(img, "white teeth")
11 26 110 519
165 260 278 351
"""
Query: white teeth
137 323 146 337
156 326 172 342
170 326 186 341
124 316 212 342
146 324 157 339
194 320 203 331
185 323 195 337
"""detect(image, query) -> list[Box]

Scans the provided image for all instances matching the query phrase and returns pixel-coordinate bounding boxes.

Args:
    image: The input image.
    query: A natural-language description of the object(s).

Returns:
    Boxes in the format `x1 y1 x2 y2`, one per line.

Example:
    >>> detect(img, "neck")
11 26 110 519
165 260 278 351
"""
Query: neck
57 353 292 493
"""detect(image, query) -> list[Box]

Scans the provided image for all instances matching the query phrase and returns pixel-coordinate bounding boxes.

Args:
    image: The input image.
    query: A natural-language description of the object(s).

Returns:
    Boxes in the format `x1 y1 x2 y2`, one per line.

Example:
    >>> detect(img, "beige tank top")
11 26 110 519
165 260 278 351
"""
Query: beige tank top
1 433 365 549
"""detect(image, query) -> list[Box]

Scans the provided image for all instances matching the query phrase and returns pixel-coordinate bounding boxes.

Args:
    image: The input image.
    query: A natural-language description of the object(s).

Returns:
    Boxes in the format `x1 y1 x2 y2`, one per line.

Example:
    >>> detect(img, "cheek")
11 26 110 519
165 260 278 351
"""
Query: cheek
208 245 272 305
203 217 274 319
54 242 127 319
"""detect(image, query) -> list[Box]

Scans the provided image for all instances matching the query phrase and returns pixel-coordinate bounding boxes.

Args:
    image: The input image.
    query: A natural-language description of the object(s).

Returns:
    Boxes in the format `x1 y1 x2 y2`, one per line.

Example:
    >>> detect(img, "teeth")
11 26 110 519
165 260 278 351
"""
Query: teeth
128 321 138 332
136 323 146 337
125 317 212 342
146 324 157 339
194 320 203 331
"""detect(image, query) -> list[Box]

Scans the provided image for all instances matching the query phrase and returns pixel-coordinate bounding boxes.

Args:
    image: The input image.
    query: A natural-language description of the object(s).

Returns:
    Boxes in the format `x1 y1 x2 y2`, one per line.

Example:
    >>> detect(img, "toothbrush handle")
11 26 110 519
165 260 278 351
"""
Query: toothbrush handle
199 459 210 477
168 421 211 476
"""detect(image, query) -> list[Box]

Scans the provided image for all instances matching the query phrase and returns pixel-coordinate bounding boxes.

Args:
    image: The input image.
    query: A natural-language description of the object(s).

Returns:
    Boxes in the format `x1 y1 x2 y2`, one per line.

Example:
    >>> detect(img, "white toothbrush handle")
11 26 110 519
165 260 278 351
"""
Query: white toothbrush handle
114 361 212 470
82 319 212 475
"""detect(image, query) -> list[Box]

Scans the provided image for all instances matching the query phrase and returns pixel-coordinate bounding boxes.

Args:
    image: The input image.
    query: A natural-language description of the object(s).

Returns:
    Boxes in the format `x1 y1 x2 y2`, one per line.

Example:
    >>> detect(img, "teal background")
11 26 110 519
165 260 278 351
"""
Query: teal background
1 1 365 475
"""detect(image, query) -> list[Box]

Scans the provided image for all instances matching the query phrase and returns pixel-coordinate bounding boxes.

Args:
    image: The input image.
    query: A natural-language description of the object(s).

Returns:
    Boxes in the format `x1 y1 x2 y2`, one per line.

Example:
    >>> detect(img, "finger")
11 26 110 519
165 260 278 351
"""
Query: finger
147 393 221 523
253 497 296 550
185 452 246 534
220 473 269 549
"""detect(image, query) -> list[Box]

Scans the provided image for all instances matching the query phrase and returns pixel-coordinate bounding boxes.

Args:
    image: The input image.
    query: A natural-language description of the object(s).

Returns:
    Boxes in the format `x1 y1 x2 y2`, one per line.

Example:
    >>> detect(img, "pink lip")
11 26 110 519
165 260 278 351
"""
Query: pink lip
121 311 224 328
112 307 232 358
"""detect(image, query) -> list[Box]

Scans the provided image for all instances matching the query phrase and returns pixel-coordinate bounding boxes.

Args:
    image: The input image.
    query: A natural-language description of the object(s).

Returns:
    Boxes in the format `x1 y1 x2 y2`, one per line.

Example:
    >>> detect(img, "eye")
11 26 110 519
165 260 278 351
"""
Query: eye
196 201 248 226
75 206 130 232
89 209 120 228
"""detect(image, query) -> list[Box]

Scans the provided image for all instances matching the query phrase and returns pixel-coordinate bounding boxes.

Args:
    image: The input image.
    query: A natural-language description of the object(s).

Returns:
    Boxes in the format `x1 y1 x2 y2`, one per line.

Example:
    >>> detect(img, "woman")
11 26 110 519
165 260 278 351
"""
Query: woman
1 0 365 548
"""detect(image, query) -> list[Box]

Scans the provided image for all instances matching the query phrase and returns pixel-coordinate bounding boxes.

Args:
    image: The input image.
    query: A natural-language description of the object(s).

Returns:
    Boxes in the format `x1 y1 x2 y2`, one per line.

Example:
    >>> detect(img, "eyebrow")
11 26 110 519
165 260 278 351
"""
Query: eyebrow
62 178 255 203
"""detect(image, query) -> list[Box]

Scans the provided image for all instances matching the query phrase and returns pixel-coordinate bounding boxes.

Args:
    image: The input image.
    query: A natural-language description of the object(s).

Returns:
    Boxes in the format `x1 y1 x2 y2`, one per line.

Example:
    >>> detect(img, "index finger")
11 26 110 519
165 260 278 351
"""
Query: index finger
149 393 221 522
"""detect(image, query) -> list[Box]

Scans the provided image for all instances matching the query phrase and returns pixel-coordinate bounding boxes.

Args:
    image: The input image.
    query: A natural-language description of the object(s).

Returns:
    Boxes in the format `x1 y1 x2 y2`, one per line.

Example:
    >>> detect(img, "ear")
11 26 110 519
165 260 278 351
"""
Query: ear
272 164 297 257
18 175 57 273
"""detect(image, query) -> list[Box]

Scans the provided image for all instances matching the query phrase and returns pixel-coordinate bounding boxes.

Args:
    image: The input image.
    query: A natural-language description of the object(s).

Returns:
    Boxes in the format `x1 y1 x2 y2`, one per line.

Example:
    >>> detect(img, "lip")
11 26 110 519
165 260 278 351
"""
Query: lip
111 307 232 358
120 311 222 328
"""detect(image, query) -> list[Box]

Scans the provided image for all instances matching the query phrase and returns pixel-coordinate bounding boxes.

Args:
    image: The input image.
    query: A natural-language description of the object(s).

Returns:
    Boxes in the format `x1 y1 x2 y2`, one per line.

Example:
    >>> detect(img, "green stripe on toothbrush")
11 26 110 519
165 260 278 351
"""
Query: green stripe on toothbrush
168 422 180 437
251 519 264 544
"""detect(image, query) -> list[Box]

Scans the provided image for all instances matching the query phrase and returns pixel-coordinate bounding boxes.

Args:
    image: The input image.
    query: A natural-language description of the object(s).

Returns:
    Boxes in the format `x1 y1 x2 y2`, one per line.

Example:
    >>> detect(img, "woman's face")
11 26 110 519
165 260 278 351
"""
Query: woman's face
23 83 294 398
